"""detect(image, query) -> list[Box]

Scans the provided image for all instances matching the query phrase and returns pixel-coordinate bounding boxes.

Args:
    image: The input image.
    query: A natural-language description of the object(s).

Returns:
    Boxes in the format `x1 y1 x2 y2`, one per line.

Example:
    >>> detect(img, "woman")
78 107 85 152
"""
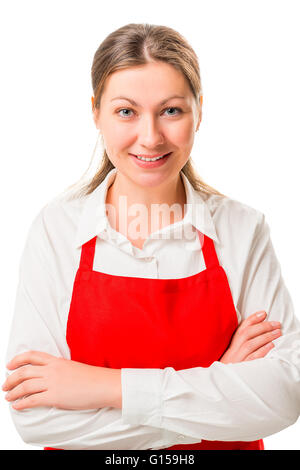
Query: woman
2 23 300 450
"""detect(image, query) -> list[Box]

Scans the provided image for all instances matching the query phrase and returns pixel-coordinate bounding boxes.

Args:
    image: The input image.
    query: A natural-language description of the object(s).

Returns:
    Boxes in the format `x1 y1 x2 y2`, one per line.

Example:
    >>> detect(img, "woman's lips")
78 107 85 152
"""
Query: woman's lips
129 152 171 158
129 152 172 168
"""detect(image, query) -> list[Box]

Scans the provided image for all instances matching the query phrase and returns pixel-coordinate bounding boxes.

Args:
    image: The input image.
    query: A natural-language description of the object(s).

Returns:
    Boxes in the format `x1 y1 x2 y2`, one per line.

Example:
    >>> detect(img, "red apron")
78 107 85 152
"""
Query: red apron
45 230 264 450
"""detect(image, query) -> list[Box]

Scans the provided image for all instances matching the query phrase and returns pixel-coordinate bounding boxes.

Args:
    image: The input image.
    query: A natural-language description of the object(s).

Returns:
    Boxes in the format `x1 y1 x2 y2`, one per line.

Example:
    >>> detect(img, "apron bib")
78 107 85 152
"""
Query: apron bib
45 231 264 450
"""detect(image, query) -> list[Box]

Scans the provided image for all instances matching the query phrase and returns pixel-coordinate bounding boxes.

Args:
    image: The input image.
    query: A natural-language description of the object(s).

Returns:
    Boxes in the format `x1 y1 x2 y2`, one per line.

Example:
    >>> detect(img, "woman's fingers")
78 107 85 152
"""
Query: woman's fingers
235 311 281 344
242 320 281 341
5 378 47 403
242 310 267 326
219 310 282 364
244 341 275 361
2 365 43 392
11 391 49 410
239 311 270 332
244 328 281 353
6 350 55 370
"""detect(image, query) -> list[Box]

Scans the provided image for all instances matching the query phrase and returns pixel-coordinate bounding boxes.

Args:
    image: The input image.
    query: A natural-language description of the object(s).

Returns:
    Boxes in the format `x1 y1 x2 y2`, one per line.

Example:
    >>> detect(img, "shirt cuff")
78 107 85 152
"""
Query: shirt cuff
121 368 164 427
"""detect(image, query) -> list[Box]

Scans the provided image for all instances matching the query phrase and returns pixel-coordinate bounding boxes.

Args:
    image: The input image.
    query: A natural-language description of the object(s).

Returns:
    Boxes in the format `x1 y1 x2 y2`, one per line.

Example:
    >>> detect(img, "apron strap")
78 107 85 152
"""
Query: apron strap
79 236 97 271
79 232 219 271
198 231 219 269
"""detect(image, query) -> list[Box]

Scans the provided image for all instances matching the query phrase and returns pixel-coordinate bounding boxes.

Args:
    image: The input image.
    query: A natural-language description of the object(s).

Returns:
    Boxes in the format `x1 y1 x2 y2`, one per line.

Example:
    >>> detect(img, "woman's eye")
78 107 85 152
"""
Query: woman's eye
116 107 182 118
118 108 133 118
165 107 182 116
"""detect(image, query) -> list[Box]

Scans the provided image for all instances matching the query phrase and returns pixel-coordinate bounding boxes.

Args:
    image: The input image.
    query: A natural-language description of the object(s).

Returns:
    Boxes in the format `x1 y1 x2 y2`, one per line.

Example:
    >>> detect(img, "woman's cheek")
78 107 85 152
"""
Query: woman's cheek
111 126 133 148
172 117 195 144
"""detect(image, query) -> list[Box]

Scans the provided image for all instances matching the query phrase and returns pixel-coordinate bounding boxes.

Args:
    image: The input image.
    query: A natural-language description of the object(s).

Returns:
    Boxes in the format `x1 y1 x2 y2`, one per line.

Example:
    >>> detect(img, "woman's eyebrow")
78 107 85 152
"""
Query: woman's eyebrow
110 95 186 106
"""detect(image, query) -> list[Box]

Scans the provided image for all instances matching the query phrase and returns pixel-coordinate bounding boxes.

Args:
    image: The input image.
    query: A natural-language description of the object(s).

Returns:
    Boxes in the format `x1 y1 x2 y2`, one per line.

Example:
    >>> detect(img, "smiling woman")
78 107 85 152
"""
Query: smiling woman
3 23 300 451
91 59 200 204
66 25 225 248
66 24 223 201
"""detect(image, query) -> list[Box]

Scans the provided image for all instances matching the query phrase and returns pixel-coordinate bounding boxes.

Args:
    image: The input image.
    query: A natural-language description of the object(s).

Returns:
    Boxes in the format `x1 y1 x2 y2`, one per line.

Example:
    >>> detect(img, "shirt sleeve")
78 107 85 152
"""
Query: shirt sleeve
4 209 174 450
121 212 300 441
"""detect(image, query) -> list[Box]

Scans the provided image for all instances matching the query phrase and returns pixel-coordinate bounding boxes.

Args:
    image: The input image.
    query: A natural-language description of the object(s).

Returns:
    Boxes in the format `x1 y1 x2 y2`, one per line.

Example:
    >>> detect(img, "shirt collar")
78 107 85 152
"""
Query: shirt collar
74 167 219 249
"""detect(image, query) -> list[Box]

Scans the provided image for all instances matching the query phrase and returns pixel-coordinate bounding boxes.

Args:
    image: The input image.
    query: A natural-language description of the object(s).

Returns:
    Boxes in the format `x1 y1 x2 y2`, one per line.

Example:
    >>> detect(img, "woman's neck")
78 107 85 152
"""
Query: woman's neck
105 172 187 236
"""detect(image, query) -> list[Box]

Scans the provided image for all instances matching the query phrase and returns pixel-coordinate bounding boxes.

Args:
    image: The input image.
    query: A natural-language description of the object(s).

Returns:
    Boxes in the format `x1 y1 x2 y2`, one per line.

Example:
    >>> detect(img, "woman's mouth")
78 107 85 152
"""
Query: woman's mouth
129 152 172 168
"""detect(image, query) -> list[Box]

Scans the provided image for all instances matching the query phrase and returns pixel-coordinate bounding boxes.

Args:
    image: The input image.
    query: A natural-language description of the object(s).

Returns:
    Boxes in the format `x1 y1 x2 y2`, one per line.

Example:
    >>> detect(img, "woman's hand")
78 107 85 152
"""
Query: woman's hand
220 311 281 364
2 351 122 411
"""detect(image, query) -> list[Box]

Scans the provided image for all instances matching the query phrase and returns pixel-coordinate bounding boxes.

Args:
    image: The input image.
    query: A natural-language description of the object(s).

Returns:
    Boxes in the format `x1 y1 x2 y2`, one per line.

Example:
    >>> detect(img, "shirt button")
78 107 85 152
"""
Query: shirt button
144 257 154 262
178 435 185 440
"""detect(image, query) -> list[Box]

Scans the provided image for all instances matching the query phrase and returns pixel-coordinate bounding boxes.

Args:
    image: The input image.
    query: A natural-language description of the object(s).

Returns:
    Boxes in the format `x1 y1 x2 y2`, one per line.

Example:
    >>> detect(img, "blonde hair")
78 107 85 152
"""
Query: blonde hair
65 23 226 200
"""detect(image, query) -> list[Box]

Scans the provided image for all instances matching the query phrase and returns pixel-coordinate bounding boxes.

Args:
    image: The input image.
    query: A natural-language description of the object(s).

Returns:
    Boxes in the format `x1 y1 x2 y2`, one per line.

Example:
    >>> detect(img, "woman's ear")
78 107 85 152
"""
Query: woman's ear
91 97 101 130
197 95 203 130
195 104 202 132
197 111 202 130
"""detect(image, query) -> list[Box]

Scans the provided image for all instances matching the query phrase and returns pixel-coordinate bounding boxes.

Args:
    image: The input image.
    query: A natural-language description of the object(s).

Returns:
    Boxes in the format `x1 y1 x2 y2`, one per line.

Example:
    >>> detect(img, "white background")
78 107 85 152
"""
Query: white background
0 0 299 450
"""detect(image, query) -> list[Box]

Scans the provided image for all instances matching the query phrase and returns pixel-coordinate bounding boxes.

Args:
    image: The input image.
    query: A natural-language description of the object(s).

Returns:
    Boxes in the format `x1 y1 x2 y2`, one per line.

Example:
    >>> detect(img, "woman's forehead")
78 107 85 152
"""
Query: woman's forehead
109 63 188 88
102 64 193 105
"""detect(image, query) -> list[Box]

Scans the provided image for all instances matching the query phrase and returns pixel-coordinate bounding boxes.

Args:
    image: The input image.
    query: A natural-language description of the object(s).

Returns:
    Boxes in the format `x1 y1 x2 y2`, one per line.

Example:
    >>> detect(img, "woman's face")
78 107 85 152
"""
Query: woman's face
93 61 201 188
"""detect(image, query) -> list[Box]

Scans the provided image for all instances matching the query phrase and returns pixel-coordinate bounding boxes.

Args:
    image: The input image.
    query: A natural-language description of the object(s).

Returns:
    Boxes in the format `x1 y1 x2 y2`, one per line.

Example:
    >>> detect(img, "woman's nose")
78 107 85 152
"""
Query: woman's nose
137 116 165 147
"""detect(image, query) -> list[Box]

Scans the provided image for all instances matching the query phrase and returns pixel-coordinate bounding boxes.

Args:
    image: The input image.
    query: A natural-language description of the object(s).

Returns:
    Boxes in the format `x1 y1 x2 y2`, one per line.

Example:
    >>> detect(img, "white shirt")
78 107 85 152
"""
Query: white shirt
5 168 300 450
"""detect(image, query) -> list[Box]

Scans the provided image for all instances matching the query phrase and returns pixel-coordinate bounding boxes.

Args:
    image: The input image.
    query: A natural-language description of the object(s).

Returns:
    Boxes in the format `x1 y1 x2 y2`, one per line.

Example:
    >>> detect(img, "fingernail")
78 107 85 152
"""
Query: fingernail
272 328 281 335
256 311 266 317
270 321 281 327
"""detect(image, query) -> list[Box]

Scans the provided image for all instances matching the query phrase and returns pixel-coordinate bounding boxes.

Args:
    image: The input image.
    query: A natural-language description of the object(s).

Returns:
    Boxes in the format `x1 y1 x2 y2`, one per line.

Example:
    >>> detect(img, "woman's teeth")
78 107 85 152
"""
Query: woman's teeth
135 154 168 162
